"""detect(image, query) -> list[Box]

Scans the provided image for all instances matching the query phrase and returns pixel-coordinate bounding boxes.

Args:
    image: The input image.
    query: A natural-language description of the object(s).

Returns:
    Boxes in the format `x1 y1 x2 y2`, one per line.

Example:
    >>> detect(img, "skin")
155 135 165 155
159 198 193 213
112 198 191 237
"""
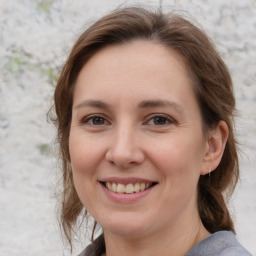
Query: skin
69 40 228 256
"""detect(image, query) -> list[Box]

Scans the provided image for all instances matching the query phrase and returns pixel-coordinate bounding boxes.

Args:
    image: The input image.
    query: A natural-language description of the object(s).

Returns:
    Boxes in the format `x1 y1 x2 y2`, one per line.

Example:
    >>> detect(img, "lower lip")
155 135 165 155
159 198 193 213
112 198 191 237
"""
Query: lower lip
99 183 155 203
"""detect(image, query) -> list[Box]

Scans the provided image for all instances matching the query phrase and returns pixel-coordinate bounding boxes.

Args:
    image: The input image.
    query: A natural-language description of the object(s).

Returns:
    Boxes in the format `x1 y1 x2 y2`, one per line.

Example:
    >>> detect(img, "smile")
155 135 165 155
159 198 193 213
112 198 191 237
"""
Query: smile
99 178 158 202
103 182 155 194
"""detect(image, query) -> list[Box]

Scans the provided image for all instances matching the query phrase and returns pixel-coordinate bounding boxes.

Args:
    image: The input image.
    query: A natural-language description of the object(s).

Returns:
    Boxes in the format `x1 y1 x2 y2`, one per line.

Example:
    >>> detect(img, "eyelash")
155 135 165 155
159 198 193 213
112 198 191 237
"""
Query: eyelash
81 114 109 126
144 114 175 126
80 114 176 127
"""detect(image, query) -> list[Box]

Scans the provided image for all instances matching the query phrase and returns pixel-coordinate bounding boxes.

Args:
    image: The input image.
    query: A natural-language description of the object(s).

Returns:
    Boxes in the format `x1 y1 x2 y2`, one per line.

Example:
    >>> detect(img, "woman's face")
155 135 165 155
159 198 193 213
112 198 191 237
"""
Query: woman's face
69 41 209 239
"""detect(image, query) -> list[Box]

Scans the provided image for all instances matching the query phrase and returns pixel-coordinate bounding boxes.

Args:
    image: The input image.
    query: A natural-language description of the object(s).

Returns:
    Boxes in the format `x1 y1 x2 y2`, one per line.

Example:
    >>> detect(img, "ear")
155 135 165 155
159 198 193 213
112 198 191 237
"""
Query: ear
200 121 229 175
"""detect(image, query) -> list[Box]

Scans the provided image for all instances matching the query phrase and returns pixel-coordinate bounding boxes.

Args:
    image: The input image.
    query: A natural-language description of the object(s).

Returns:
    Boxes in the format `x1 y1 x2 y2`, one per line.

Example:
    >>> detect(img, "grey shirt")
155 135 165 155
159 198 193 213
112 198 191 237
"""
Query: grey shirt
185 231 252 256
79 231 252 256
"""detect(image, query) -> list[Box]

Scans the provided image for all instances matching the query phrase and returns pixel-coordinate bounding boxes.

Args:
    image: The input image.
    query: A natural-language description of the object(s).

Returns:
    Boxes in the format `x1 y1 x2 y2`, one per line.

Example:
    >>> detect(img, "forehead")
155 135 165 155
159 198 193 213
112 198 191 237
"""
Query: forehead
73 40 196 109
79 40 189 78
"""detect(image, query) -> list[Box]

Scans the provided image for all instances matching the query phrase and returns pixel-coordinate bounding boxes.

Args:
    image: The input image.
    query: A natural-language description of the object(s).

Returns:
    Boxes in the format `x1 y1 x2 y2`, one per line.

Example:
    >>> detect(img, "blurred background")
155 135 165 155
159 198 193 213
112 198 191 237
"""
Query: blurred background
0 0 255 255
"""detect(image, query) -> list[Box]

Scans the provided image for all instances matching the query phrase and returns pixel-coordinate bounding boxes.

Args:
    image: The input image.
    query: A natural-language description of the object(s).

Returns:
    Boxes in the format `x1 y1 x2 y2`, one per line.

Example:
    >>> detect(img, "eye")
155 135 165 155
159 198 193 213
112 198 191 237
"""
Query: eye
81 115 109 126
145 114 175 126
152 116 169 125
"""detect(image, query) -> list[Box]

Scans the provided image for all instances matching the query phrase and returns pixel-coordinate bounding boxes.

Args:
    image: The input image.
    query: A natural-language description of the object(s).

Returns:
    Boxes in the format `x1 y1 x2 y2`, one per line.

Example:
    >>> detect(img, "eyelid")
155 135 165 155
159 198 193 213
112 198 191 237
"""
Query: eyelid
79 113 176 127
80 114 110 125
143 113 176 126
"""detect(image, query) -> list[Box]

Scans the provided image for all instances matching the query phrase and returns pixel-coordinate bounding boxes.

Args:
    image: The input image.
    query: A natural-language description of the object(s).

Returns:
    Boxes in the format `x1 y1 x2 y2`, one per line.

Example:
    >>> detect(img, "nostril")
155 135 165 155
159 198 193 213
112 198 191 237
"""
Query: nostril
105 147 145 168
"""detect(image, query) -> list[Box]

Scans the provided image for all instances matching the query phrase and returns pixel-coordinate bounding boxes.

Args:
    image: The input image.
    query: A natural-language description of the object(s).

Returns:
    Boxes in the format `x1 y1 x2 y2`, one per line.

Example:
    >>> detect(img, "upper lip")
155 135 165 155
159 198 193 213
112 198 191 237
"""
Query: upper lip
99 177 158 185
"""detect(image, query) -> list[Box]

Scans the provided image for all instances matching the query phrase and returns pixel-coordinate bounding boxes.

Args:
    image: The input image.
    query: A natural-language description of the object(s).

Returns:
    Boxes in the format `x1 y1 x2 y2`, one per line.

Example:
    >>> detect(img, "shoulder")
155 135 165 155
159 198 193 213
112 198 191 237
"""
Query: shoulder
186 231 253 256
219 247 252 256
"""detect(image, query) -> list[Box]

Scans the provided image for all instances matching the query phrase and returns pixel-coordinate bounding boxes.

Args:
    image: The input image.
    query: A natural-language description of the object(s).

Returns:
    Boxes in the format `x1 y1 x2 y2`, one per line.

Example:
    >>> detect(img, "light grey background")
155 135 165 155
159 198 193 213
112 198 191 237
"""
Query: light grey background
0 0 255 255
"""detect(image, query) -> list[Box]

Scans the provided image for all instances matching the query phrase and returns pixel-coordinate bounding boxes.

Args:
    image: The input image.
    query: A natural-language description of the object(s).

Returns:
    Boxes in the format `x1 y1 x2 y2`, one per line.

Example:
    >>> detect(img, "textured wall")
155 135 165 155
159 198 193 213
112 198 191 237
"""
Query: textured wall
0 0 255 255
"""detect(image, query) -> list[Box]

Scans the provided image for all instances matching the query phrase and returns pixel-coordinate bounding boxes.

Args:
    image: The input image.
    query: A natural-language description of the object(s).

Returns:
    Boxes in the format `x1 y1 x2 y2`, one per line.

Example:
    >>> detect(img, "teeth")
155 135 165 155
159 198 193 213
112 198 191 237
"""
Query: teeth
105 182 152 194
134 183 140 192
106 182 111 190
125 184 134 193
112 183 117 192
117 183 125 193
140 183 146 191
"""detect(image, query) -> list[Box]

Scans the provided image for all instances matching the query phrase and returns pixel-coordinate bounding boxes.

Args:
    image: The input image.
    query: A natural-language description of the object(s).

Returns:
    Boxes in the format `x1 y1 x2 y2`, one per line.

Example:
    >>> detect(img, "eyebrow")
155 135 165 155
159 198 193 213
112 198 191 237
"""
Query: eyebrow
138 99 183 113
74 99 183 113
74 100 111 110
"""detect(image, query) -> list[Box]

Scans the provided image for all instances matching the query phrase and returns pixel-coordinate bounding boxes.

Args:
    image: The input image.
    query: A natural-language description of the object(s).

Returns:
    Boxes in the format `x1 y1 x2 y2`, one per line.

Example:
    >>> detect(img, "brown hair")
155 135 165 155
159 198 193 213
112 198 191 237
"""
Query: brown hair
50 6 239 247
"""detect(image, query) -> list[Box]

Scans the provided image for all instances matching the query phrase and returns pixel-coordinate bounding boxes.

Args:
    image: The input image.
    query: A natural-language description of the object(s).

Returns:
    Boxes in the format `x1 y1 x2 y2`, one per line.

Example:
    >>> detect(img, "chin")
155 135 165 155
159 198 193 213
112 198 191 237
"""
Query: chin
105 225 148 239
99 214 152 239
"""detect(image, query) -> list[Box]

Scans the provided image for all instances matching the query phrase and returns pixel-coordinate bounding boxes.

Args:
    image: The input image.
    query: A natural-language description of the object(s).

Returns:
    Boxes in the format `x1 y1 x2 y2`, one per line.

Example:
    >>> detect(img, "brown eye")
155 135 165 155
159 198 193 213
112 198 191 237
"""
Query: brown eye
82 115 108 126
145 114 174 126
153 116 168 125
92 117 105 125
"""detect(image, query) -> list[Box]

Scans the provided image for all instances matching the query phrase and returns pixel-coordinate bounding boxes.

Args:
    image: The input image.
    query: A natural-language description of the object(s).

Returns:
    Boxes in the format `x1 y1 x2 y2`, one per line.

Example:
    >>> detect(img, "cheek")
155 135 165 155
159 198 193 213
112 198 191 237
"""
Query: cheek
69 132 98 200
69 131 103 175
150 134 204 180
151 140 202 212
69 141 97 211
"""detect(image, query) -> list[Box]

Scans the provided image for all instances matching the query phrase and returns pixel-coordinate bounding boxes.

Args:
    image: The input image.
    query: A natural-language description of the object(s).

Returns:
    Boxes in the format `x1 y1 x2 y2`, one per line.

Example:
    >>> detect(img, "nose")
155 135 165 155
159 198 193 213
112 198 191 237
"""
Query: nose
105 126 145 169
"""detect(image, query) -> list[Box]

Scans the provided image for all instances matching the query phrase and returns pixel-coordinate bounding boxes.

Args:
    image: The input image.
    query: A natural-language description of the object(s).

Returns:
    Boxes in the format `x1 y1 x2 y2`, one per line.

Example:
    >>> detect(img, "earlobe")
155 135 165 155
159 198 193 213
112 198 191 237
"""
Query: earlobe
200 121 229 175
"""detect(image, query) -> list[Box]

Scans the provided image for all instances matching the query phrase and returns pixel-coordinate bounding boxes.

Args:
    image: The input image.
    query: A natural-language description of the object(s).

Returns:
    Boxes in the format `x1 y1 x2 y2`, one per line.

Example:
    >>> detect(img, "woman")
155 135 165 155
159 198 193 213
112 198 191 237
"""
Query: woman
51 7 252 256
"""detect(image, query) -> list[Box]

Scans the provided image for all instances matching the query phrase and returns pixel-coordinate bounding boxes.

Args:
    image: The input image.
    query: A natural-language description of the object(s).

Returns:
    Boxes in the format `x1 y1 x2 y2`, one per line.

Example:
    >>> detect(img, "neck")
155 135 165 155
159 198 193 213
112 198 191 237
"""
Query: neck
103 212 210 256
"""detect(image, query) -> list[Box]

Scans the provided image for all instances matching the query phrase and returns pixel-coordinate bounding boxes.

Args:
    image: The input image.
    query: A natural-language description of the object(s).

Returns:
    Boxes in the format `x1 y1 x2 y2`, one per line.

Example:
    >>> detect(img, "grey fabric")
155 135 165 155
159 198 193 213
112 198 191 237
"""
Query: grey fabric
185 231 252 256
78 231 252 256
